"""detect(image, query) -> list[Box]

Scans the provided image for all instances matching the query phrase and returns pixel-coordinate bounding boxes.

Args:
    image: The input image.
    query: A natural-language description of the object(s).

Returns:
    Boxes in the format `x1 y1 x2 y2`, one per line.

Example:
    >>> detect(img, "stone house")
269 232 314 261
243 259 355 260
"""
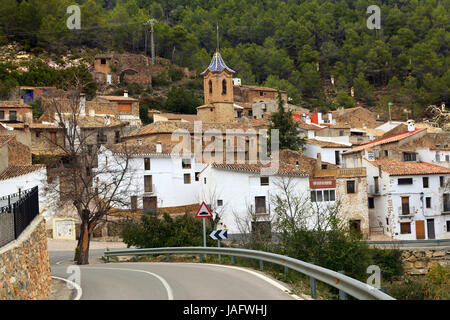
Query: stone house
251 100 309 120
365 158 450 240
233 84 287 104
0 101 33 123
303 139 352 166
93 53 152 88
0 134 56 221
330 106 379 129
342 121 428 168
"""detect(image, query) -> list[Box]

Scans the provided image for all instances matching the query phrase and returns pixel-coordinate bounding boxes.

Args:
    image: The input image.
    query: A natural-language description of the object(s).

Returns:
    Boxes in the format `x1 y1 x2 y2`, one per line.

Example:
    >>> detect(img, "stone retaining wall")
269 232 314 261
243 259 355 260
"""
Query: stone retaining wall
0 216 52 299
401 249 449 275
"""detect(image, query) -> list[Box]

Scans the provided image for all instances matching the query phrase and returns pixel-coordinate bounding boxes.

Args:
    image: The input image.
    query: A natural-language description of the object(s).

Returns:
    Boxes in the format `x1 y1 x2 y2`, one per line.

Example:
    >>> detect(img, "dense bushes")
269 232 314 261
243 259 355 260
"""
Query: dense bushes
387 265 450 300
123 211 215 248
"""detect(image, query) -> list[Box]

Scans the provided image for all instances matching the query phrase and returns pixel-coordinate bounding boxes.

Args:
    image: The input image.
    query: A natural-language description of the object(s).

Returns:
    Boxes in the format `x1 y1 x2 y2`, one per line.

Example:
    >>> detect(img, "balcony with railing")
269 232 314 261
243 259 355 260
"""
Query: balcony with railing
398 206 416 217
368 184 380 195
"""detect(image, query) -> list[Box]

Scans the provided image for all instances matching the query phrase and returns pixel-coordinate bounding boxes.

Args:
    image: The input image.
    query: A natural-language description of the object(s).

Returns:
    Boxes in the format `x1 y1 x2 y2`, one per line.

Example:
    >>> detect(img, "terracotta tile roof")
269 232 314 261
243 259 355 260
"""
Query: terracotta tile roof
292 114 323 130
211 149 334 177
365 159 450 176
0 134 14 147
233 102 253 109
238 85 286 93
108 138 184 155
156 113 198 122
124 121 259 139
96 95 138 102
307 139 351 148
29 123 63 129
343 129 426 154
0 101 32 109
0 165 45 181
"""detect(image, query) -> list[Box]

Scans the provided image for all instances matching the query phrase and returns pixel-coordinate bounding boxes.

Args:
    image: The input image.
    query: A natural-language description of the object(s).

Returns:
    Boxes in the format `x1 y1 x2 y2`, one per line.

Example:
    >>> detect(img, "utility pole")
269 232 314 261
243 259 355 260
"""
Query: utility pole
144 19 156 65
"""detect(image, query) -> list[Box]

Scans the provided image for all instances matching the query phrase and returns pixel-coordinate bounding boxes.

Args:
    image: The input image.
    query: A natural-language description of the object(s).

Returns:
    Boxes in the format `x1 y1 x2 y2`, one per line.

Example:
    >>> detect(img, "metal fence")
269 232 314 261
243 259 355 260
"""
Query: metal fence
0 186 39 247
104 246 395 300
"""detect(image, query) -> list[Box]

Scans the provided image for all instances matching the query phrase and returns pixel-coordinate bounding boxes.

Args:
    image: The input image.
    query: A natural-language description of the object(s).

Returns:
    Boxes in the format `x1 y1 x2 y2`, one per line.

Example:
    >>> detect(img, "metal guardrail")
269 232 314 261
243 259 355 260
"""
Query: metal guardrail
367 239 450 246
103 246 395 300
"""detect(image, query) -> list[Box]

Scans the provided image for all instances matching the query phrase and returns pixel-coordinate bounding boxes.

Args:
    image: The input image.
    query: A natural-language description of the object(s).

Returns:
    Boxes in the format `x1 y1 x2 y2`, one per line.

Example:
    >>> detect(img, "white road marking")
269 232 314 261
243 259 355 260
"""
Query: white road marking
116 262 303 300
183 263 303 300
81 266 174 300
51 276 83 300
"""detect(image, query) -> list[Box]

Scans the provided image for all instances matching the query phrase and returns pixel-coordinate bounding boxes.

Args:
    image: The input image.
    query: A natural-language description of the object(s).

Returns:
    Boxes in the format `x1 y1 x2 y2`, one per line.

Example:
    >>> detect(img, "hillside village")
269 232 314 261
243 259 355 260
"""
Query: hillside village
0 47 449 244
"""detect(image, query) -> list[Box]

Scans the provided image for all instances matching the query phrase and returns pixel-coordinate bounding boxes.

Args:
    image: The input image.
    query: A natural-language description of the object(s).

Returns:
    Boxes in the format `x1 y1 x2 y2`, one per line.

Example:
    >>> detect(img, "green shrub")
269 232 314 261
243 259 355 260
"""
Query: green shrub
370 248 404 282
168 65 184 82
122 211 215 248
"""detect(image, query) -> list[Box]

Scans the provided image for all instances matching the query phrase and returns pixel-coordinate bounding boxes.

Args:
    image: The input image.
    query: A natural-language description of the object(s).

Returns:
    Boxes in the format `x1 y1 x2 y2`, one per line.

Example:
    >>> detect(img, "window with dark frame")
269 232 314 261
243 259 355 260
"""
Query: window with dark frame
260 177 269 186
426 197 431 208
217 199 223 207
384 150 388 157
130 196 137 212
440 176 444 187
400 222 411 234
101 58 106 64
184 173 191 184
195 172 200 181
447 220 450 232
144 175 152 192
346 180 355 193
144 158 150 170
423 177 429 188
255 196 266 214
403 152 416 161
368 197 375 209
182 158 191 169
222 79 227 95
398 178 413 185
0 110 4 119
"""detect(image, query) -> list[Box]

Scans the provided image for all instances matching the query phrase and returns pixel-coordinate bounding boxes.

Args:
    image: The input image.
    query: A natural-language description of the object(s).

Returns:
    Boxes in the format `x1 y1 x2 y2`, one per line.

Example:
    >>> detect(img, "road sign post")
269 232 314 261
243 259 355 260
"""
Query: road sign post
209 229 228 263
196 202 213 262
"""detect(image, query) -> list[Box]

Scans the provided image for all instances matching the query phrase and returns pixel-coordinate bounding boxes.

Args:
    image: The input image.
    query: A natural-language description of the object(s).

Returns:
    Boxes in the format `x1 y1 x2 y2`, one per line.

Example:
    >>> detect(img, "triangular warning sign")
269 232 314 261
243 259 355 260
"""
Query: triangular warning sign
195 201 213 218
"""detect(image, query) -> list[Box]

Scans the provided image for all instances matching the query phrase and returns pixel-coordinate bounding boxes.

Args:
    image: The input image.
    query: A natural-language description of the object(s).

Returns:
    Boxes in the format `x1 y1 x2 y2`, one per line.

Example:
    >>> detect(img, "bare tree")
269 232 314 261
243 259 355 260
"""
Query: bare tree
42 90 135 264
198 185 227 230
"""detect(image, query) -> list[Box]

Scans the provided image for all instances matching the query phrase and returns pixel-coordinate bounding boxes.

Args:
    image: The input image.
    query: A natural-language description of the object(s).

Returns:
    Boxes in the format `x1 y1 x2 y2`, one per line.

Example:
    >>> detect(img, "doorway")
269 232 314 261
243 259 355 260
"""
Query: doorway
415 220 425 239
426 219 435 239
143 196 157 213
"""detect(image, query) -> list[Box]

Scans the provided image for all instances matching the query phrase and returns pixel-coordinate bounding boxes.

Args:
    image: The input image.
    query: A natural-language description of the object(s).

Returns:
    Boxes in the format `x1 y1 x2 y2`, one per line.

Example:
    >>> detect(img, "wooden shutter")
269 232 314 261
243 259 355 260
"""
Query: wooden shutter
415 220 425 239
118 103 132 112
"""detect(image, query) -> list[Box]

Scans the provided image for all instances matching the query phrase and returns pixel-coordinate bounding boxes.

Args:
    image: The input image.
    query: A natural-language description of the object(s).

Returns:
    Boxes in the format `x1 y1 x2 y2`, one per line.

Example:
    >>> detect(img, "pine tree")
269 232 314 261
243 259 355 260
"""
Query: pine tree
269 92 306 151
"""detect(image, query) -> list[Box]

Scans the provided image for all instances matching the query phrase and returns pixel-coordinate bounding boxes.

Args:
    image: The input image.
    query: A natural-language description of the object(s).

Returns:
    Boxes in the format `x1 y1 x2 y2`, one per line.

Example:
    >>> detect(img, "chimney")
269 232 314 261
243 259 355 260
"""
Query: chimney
89 109 95 117
316 153 322 171
156 141 162 153
137 139 143 146
104 115 111 126
124 90 128 98
80 93 86 116
318 112 323 124
328 112 333 124
407 119 415 132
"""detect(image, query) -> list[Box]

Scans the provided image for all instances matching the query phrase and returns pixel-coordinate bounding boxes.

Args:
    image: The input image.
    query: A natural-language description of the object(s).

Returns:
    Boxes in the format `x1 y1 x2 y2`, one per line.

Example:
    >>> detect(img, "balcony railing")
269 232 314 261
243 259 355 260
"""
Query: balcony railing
398 206 416 216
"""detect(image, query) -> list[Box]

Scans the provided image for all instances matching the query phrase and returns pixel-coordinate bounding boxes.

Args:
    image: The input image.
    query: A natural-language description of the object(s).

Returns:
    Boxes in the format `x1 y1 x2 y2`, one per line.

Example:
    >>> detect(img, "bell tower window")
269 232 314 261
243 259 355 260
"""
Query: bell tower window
209 80 212 94
222 79 227 95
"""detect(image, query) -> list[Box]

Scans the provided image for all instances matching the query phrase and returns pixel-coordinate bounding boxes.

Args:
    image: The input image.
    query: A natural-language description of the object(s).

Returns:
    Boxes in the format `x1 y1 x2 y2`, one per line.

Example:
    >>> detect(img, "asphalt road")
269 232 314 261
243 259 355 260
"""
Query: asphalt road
49 250 300 300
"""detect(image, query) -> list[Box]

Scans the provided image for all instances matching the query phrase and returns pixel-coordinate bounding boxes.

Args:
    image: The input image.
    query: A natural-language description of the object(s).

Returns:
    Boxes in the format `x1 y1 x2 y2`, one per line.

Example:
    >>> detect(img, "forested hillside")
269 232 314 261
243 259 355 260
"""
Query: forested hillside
0 0 448 119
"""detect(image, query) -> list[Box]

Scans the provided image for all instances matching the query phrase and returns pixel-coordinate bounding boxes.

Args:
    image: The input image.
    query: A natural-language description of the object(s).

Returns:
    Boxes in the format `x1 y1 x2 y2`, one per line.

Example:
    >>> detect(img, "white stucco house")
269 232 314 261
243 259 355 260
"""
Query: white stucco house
96 140 206 211
198 161 310 234
303 139 352 167
0 165 58 221
365 158 450 240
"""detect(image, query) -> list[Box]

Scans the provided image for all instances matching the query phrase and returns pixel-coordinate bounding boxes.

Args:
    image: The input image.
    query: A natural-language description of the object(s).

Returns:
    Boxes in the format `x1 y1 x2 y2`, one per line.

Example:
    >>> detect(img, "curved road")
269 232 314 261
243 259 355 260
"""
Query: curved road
49 250 300 300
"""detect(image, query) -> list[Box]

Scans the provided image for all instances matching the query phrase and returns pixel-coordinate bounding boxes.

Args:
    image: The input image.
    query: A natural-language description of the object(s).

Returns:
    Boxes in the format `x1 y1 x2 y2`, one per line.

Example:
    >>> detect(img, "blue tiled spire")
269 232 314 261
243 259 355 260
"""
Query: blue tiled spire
201 50 235 75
